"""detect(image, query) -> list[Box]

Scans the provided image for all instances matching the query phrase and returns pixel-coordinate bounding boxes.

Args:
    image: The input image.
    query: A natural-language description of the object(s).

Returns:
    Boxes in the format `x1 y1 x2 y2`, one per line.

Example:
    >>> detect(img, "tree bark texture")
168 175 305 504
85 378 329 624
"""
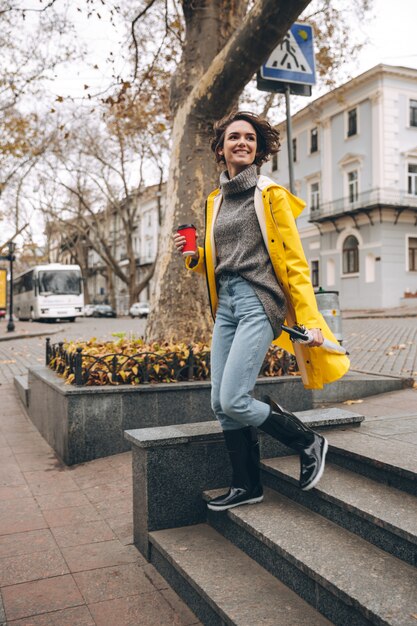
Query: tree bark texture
146 0 312 343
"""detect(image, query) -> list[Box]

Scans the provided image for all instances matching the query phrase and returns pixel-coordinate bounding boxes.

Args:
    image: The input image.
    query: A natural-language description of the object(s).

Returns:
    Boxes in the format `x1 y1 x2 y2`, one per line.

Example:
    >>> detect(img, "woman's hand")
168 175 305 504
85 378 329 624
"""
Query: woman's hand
172 232 199 261
307 328 324 347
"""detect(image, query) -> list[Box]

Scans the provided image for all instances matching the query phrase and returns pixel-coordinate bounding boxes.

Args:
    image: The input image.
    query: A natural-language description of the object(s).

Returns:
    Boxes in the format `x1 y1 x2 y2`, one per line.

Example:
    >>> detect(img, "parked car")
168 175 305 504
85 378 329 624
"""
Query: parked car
92 304 117 318
129 301 150 318
0 309 6 319
83 304 97 317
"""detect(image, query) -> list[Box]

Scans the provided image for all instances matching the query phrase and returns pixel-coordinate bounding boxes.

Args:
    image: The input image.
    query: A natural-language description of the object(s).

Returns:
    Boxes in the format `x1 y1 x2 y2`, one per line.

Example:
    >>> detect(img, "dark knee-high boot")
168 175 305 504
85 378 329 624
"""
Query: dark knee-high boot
259 396 328 491
207 427 264 512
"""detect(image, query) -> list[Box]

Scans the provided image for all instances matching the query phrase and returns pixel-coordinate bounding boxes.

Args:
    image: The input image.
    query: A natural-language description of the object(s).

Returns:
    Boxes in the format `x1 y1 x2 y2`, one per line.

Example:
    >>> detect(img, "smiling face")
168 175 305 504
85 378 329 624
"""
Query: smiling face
218 120 258 178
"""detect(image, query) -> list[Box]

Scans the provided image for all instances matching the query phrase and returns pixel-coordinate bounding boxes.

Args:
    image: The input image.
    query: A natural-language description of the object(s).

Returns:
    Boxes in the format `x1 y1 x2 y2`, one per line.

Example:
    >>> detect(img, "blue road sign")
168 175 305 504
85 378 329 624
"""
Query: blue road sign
260 22 316 86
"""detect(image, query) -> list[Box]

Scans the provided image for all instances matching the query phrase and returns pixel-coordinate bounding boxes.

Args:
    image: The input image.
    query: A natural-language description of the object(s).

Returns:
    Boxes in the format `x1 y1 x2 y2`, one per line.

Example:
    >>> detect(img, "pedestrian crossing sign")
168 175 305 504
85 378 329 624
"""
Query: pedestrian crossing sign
261 22 316 86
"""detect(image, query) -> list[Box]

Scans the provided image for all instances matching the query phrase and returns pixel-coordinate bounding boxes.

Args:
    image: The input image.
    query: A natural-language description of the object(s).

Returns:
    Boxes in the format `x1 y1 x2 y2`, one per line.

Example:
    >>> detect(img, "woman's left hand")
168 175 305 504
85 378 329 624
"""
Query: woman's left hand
307 328 324 347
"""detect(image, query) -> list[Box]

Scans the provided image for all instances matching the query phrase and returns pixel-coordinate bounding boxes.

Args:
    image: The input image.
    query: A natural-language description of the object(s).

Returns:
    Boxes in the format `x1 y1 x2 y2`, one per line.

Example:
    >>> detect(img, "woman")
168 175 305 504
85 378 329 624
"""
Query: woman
173 111 350 512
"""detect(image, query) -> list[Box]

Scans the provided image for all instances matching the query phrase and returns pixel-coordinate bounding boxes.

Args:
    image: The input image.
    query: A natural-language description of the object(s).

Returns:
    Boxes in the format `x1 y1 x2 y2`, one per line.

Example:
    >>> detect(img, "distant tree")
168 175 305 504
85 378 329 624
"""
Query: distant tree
39 110 167 308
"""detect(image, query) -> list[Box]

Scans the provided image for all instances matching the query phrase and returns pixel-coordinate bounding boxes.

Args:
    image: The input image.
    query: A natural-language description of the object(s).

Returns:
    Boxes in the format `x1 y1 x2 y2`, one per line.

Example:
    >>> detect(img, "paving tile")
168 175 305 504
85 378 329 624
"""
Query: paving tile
0 465 26 487
1 575 84 621
88 591 188 626
42 505 101 529
82 482 132 505
14 454 62 473
0 485 32 501
6 605 95 626
51 520 115 549
61 540 143 573
0 530 57 559
35 492 91 512
107 452 132 470
74 563 154 604
104 515 133 546
71 469 126 491
24 472 79 496
93 496 132 520
0 499 47 535
161 587 202 626
142 564 170 591
0 549 68 586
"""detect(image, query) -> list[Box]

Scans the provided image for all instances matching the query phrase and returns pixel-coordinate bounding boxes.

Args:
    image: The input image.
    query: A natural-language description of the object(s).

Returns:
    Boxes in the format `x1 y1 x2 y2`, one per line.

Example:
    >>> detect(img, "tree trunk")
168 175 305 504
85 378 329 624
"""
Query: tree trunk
146 0 312 343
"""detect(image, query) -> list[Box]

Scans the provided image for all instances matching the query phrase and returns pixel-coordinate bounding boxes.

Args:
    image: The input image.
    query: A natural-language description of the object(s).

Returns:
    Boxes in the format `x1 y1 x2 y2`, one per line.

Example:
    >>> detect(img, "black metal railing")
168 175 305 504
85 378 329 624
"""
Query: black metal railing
45 337 297 386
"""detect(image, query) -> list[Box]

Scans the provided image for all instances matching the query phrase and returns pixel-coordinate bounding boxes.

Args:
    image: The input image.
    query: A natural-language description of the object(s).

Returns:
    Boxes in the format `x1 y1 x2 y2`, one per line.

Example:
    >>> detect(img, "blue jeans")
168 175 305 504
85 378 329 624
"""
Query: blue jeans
210 273 274 431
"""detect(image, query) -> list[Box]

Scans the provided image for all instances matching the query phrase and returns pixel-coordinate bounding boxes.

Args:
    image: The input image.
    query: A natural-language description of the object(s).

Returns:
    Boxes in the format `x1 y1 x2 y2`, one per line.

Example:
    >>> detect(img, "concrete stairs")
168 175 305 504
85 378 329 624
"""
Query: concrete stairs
148 434 417 626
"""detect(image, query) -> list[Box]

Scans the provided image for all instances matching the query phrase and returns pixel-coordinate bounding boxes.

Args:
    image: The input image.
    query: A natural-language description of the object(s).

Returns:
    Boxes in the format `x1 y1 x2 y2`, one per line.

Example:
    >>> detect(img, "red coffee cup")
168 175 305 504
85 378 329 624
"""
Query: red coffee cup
177 224 197 257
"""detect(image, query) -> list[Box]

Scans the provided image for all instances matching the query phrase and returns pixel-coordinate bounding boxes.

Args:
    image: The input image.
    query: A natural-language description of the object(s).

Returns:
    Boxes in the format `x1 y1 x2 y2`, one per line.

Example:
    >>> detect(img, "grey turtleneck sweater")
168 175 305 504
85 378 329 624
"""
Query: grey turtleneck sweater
214 164 286 338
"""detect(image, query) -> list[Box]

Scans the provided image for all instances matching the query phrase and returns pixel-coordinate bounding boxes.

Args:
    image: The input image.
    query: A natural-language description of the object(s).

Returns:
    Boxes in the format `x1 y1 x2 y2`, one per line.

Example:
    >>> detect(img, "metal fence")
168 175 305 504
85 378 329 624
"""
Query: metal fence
45 337 212 386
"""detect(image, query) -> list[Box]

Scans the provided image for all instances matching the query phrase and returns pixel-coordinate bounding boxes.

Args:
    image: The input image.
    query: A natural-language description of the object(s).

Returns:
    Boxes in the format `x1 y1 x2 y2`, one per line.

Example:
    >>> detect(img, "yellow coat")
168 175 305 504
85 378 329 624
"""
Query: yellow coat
186 175 350 389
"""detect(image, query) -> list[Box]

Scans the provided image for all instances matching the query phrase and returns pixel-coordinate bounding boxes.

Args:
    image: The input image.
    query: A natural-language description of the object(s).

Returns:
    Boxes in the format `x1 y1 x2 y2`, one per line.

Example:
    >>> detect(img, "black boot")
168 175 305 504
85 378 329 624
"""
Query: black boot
259 396 328 491
207 427 264 512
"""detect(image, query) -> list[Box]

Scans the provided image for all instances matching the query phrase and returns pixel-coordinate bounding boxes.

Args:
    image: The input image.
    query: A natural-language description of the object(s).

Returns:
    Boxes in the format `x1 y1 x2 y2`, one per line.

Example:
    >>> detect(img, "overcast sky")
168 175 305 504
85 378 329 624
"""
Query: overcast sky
356 0 417 73
51 0 417 100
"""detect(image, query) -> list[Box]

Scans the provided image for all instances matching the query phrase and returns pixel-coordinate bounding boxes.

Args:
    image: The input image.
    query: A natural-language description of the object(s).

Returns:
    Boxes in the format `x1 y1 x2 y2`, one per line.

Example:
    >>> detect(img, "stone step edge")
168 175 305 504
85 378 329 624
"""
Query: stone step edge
260 459 416 567
148 523 331 626
125 407 364 449
205 488 417 626
261 458 417 545
13 374 29 408
327 440 417 483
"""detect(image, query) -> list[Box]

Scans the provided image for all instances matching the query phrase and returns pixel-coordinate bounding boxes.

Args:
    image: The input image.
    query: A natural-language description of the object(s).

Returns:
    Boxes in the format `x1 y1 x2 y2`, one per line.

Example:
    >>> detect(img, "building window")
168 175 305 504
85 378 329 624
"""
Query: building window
310 181 320 211
409 237 417 271
348 170 359 203
408 164 417 195
347 108 357 137
311 260 319 287
292 138 297 162
343 235 359 274
272 153 278 172
310 127 318 153
410 100 417 127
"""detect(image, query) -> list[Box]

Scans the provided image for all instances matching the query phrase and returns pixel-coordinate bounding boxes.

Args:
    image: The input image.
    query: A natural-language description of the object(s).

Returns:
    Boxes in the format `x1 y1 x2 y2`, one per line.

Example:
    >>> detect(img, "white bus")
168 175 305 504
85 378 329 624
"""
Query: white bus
13 264 84 322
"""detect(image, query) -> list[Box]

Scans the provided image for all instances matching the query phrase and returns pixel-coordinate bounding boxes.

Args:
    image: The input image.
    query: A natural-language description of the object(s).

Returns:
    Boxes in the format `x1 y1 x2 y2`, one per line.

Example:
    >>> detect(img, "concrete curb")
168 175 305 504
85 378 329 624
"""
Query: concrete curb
0 325 66 342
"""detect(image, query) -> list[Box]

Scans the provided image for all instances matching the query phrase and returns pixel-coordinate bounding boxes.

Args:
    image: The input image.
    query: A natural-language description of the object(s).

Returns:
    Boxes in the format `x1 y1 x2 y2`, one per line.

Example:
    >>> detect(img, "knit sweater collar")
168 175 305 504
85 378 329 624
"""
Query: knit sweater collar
219 164 258 198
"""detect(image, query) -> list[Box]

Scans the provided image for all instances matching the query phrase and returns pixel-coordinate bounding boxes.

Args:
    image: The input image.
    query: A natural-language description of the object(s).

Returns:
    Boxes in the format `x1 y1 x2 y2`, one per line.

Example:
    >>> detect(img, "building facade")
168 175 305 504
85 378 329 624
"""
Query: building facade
262 65 417 309
47 183 164 314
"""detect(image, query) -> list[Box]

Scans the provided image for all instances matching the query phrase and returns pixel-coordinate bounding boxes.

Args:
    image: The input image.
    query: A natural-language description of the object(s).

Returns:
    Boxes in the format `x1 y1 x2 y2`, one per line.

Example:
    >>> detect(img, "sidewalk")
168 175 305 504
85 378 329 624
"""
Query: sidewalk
0 321 65 343
0 383 201 626
342 303 417 318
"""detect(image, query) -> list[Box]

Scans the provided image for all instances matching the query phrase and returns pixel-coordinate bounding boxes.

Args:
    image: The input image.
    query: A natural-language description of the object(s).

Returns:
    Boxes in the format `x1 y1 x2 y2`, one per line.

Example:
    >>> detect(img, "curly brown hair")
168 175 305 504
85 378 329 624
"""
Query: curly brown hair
210 110 280 167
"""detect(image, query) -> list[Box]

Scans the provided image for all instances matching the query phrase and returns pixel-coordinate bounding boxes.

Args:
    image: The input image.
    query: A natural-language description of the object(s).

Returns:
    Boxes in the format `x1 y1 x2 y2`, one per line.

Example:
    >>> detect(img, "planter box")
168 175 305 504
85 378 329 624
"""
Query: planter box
21 366 411 466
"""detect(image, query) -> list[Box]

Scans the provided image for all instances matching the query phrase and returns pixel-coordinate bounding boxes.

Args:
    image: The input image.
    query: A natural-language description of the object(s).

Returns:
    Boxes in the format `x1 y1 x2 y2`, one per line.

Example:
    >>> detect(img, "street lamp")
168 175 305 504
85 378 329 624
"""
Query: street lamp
7 242 15 333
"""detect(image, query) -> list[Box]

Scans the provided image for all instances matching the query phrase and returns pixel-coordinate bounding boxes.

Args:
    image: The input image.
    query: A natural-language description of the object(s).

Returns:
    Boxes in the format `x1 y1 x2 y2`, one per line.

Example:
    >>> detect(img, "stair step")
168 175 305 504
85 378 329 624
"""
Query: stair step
261 457 417 566
205 488 417 626
149 523 332 626
324 430 417 495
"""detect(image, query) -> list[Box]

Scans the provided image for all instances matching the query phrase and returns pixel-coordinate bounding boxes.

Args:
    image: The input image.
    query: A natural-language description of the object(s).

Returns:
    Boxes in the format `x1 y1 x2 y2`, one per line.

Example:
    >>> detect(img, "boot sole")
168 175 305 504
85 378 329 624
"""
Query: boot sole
207 495 264 512
301 437 328 491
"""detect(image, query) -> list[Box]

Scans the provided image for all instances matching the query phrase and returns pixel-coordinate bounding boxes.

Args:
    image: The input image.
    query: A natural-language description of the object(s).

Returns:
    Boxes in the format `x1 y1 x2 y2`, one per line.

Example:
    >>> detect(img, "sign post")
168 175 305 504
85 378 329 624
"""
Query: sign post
257 22 316 194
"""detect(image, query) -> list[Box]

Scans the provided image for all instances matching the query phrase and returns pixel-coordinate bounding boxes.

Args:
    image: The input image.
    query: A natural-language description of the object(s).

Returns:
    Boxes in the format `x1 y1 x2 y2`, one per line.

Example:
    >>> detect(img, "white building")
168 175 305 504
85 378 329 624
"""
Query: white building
47 182 164 314
262 64 417 309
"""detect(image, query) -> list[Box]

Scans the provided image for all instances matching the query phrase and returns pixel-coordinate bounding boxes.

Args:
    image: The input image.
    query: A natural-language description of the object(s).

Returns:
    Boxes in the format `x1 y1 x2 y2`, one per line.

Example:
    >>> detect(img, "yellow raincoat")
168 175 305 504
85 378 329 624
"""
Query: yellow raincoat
186 175 350 389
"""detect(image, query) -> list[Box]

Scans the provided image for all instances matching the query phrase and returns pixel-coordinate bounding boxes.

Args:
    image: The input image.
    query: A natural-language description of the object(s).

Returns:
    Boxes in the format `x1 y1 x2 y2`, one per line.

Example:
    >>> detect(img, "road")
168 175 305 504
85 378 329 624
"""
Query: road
0 315 416 386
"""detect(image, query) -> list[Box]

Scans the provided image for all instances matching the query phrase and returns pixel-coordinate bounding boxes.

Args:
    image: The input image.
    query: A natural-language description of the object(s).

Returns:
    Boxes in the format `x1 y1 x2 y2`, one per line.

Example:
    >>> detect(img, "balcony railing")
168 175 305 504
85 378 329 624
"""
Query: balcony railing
310 188 417 221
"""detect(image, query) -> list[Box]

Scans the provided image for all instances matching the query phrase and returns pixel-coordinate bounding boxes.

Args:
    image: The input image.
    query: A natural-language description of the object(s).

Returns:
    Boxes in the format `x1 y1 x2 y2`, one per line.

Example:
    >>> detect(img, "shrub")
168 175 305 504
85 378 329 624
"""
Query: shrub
47 334 299 386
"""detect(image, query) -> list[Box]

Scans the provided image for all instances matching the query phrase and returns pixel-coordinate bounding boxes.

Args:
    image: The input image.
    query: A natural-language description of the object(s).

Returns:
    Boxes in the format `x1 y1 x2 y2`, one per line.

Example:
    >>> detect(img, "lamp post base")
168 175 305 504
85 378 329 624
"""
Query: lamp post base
7 319 15 332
